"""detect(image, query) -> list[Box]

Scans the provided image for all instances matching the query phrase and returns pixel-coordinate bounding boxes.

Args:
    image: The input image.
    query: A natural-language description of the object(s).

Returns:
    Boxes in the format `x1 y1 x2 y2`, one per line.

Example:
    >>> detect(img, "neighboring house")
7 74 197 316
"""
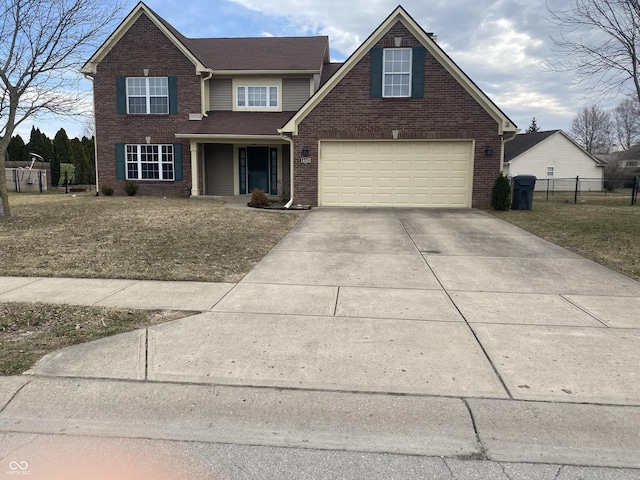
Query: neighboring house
82 2 517 208
615 145 640 170
504 130 605 191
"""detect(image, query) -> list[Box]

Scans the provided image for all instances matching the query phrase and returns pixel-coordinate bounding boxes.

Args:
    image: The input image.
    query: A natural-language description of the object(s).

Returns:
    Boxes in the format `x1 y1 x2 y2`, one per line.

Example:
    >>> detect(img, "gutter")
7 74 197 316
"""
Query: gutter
200 69 213 117
500 129 519 172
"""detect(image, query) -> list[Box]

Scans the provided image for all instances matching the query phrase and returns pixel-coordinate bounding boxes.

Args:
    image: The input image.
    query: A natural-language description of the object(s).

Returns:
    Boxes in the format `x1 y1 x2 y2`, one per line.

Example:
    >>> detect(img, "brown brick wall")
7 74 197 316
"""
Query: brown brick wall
293 22 503 208
93 13 199 197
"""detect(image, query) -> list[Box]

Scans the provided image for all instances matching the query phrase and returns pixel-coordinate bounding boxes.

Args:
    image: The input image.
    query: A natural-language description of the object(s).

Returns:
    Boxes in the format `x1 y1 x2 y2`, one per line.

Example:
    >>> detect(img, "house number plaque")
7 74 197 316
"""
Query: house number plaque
300 157 312 164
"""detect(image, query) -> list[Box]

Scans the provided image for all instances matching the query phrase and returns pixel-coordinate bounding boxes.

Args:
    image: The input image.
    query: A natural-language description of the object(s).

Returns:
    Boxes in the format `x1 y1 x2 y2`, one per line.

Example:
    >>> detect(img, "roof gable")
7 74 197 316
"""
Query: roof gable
506 130 604 166
81 2 206 74
82 2 329 75
280 6 517 136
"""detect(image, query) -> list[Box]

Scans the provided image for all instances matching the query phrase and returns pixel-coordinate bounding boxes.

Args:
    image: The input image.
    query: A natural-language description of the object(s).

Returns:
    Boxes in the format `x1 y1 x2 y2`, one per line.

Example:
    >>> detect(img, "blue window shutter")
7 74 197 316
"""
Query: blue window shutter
411 47 425 99
116 77 127 114
173 143 183 181
115 143 125 180
239 148 247 194
270 148 278 194
168 76 178 114
370 48 383 98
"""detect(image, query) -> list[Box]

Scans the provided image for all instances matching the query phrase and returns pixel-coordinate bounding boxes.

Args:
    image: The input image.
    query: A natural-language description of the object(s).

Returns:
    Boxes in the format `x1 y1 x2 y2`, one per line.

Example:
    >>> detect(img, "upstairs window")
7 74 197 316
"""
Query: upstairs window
126 77 169 114
370 47 424 99
237 86 278 108
383 48 412 97
117 76 177 115
547 166 555 176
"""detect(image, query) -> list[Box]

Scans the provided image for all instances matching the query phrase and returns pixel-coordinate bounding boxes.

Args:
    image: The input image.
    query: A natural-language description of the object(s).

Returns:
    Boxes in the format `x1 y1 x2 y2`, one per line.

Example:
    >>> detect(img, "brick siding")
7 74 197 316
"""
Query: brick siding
293 22 502 208
92 13 199 197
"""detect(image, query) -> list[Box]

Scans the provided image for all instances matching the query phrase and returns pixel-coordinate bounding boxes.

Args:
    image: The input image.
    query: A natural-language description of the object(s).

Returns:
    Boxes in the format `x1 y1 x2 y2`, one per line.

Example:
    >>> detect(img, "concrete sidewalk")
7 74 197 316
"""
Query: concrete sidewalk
1 208 640 476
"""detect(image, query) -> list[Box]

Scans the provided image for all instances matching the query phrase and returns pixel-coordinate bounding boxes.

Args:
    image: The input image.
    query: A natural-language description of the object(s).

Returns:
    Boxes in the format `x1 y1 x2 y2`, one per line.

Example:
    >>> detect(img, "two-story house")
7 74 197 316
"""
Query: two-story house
83 2 517 208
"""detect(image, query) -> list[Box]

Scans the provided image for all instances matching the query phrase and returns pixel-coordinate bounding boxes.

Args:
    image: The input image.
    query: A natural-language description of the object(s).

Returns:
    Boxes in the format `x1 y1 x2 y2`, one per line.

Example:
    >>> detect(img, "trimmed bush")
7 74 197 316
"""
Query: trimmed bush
124 181 139 196
491 172 511 211
101 185 114 196
249 188 270 207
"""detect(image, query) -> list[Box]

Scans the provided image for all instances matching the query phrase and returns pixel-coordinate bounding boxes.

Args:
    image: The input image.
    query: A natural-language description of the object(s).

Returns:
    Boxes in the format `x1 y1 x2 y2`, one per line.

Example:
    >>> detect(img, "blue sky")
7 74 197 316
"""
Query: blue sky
14 0 630 141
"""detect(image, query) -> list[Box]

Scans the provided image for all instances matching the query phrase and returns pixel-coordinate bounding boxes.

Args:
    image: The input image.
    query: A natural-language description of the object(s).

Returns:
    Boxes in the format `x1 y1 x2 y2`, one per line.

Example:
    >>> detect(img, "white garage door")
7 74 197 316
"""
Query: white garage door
319 141 473 207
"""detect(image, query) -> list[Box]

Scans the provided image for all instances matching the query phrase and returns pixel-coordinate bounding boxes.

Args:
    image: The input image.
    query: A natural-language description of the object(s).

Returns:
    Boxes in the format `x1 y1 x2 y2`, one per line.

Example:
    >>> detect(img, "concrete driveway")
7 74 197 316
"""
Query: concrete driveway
2 207 640 468
228 207 640 403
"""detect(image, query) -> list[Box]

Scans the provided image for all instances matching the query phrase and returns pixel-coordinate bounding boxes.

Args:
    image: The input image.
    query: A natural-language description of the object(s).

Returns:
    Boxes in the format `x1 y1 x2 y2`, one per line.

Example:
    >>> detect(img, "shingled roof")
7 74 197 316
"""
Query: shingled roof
188 37 329 72
504 130 558 162
176 111 296 137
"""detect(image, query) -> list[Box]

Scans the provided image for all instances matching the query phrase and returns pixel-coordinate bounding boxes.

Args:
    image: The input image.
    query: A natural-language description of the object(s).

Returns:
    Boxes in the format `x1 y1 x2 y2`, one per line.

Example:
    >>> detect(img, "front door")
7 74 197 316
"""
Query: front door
239 146 278 195
247 147 269 193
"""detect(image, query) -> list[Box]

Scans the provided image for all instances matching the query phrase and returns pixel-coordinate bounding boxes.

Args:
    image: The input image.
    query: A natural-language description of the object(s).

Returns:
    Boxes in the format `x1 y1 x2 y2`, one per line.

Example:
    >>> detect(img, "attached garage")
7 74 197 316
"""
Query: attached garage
319 140 474 207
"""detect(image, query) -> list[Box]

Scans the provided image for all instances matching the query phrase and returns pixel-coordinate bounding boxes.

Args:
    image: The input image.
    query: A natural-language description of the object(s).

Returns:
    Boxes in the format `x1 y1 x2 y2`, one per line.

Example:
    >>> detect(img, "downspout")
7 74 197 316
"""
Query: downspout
279 132 294 209
500 130 519 173
201 69 213 118
84 73 99 195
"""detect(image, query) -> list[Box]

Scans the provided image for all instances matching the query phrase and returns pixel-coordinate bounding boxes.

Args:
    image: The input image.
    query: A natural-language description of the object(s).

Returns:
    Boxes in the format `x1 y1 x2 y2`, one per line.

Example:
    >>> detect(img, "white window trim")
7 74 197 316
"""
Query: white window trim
126 77 169 114
383 48 412 98
546 166 555 177
236 85 279 109
126 144 175 181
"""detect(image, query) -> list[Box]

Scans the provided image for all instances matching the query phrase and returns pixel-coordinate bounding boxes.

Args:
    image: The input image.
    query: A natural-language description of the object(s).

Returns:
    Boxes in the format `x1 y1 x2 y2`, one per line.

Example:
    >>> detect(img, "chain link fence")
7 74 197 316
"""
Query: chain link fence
528 176 639 205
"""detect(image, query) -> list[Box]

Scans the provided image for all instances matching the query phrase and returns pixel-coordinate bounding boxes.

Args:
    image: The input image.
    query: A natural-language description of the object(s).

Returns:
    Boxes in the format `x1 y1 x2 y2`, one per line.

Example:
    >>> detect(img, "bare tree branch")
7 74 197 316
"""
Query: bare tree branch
546 0 640 105
0 0 124 217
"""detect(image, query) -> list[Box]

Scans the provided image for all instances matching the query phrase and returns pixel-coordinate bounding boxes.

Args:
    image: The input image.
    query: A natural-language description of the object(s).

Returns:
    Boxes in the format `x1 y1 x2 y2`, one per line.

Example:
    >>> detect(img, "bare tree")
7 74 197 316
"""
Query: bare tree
571 104 613 153
546 0 640 106
613 95 640 149
0 0 124 217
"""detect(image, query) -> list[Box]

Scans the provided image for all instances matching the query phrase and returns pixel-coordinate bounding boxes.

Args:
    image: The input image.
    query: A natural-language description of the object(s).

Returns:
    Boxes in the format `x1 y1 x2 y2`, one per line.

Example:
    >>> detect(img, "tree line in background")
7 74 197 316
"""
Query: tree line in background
569 96 640 155
6 128 95 187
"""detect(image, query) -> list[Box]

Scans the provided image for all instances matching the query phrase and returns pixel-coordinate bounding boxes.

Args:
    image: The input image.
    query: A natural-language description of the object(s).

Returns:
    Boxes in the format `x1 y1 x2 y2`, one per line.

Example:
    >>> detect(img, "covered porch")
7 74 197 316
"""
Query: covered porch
176 111 294 200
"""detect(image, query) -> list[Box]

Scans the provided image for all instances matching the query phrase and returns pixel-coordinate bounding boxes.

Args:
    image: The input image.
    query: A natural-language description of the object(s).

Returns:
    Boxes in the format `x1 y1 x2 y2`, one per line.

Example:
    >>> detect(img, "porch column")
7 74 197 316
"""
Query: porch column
190 140 199 196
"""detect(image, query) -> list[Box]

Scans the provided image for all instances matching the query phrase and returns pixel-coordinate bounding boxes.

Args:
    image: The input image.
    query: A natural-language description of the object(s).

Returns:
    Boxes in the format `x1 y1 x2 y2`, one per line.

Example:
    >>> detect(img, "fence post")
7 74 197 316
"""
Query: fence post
632 175 639 206
574 176 579 204
64 170 68 194
545 179 549 201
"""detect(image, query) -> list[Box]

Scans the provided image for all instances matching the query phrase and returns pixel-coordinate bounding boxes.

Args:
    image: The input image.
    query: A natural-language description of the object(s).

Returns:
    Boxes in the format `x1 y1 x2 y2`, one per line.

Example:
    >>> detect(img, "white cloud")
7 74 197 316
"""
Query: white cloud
446 18 544 75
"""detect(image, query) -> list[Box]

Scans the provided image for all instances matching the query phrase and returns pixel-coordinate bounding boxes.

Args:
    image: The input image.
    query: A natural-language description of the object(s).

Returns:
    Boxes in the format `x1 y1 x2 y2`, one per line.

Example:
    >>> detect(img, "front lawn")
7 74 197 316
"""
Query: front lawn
0 193 302 282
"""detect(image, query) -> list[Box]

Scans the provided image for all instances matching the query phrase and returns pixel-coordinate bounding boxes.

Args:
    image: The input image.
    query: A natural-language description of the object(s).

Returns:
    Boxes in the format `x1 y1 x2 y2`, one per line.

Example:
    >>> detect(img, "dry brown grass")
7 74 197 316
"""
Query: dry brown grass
0 192 302 282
